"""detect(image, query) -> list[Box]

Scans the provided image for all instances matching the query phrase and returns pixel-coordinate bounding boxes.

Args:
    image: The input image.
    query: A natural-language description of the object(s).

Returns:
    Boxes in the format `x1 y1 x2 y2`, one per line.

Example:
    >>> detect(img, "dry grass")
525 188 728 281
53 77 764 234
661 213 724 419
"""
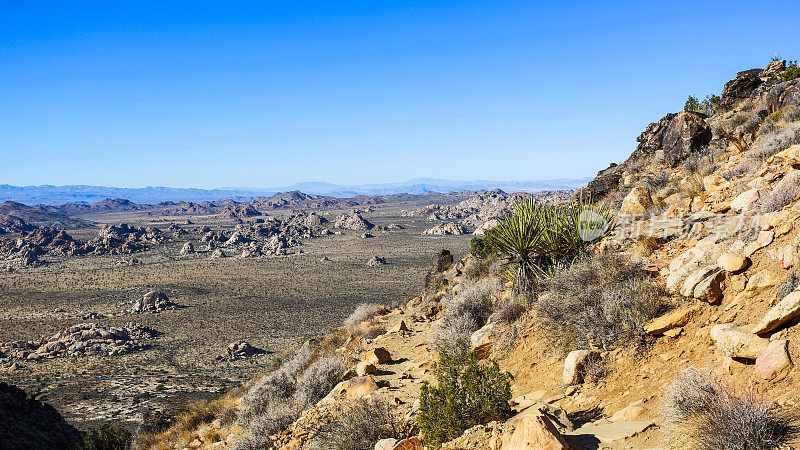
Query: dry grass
663 367 798 449
312 398 409 450
537 253 668 352
430 278 501 359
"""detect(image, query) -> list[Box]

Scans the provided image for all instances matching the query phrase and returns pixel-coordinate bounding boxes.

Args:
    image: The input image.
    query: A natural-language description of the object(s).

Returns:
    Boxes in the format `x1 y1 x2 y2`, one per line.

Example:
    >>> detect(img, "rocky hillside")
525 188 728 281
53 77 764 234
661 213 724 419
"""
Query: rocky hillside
9 60 800 449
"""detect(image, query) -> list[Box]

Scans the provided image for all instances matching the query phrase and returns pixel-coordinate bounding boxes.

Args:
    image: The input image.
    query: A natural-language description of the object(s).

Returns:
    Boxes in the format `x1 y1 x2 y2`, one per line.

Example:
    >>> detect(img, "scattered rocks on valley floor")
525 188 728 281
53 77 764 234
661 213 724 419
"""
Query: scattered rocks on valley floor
180 242 195 255
216 341 266 361
129 291 183 313
0 322 159 360
367 256 387 267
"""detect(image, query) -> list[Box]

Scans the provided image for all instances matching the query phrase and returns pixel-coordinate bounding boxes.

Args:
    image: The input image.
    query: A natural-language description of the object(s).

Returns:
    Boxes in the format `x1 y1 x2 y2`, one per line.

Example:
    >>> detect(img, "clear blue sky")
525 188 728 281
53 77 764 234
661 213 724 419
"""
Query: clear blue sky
1 1 799 189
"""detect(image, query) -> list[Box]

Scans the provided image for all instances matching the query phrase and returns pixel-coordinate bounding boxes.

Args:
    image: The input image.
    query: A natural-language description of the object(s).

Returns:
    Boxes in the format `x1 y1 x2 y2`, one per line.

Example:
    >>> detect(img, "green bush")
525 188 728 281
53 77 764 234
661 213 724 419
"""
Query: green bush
469 236 490 258
78 424 133 450
685 94 720 115
783 60 800 81
417 353 512 448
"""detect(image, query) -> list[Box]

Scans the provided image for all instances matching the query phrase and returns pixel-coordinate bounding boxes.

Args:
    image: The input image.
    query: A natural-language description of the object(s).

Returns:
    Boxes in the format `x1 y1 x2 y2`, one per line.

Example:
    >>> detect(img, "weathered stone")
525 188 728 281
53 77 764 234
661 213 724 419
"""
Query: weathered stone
711 323 769 359
755 340 793 382
644 305 701 335
356 361 377 376
362 347 392 365
388 320 408 333
563 350 599 385
693 270 725 304
570 421 654 444
502 413 569 450
766 244 796 269
752 291 800 335
680 265 718 298
375 439 398 450
730 188 768 213
620 187 653 215
717 252 748 272
326 376 380 401
392 436 424 450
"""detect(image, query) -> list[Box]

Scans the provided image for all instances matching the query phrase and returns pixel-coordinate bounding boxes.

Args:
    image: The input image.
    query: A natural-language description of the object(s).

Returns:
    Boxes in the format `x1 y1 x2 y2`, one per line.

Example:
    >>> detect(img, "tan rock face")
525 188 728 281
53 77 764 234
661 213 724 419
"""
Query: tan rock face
388 320 408 333
680 266 719 298
755 340 793 382
751 291 800 335
356 361 376 376
502 414 568 450
644 305 700 335
730 188 768 213
620 187 653 215
711 324 769 359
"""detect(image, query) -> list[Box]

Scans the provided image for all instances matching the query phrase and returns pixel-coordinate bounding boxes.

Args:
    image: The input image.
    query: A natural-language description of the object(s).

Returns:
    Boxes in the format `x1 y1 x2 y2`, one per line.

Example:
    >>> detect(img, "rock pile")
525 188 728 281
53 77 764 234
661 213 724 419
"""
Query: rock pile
0 322 158 360
130 291 182 313
422 222 467 235
85 223 166 255
216 341 266 361
367 256 387 267
334 212 374 231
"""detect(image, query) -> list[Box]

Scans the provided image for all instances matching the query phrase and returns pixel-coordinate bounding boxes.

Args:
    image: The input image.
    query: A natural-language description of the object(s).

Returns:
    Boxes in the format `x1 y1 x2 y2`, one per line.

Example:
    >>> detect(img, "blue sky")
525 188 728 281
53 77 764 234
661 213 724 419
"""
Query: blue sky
1 1 799 189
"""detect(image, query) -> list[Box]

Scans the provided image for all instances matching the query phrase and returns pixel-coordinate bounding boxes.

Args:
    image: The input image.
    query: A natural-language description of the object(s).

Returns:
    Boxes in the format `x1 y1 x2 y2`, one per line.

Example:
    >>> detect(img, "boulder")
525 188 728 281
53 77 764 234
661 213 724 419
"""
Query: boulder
619 187 653 215
356 361 377 376
730 188 769 213
751 291 800 335
432 249 454 273
375 439 398 450
367 256 387 267
362 347 392 365
180 242 194 255
680 265 719 298
721 68 764 108
563 350 599 385
326 376 380 401
388 320 408 333
644 305 701 335
502 413 569 450
693 270 725 304
659 110 712 165
422 222 467 236
711 323 769 360
755 340 793 382
717 252 748 272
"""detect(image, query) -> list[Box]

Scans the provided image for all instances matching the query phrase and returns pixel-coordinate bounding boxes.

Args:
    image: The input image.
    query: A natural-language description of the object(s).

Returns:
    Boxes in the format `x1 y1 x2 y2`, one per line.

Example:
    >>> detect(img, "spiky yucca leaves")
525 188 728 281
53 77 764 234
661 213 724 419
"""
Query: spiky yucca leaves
485 197 614 294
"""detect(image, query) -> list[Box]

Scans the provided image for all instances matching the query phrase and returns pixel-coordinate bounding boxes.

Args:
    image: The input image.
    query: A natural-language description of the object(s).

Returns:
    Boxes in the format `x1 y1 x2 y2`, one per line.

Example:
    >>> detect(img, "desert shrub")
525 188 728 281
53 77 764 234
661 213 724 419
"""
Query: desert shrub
485 197 614 294
783 60 800 81
683 153 718 177
79 424 133 450
342 303 385 335
489 296 526 324
537 253 668 351
469 236 491 258
235 345 345 447
431 278 499 360
776 269 800 299
721 158 759 180
313 398 409 450
759 173 800 212
417 354 512 448
663 367 797 449
681 174 706 199
685 94 720 115
685 96 701 112
631 237 660 258
750 121 800 161
293 355 346 409
642 170 670 192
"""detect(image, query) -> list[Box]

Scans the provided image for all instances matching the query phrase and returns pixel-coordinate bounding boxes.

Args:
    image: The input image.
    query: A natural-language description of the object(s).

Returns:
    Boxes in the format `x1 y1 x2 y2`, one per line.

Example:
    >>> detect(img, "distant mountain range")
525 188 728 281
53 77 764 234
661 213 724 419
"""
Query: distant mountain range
0 178 589 205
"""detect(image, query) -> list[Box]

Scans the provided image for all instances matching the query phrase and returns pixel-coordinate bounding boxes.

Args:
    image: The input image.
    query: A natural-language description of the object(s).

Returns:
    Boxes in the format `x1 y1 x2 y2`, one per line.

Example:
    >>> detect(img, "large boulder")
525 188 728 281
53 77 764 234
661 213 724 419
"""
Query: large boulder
502 413 569 450
755 340 793 382
721 68 764 109
659 111 713 165
711 324 769 360
751 291 800 335
644 305 701 335
563 350 599 385
619 187 653 216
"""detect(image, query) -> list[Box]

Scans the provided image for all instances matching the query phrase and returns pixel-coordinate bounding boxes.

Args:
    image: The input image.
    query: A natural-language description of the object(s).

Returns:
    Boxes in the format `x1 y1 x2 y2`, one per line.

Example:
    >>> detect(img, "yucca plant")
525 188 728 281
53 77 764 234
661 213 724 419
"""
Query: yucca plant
485 196 614 295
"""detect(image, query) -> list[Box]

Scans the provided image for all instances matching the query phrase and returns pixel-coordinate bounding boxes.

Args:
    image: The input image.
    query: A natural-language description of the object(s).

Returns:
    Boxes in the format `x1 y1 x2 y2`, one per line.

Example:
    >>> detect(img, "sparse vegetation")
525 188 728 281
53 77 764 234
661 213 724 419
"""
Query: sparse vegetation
417 353 512 448
782 60 800 81
685 94 720 115
313 398 409 450
431 278 500 360
750 121 800 161
485 197 614 294
78 424 133 450
537 253 668 351
663 367 797 449
776 269 800 299
235 344 346 448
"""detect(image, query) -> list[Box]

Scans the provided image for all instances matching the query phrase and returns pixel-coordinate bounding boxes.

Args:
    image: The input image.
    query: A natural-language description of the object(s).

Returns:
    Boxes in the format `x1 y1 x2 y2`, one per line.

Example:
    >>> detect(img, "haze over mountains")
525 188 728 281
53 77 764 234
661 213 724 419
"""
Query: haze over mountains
0 178 590 205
